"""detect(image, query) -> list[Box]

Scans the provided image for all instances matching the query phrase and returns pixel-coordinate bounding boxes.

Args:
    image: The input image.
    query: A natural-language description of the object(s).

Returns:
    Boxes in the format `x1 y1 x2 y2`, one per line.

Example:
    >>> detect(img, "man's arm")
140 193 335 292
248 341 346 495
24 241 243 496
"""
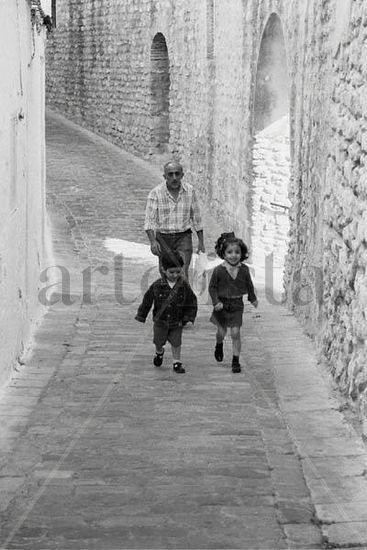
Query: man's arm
190 189 205 253
146 229 161 256
144 191 161 256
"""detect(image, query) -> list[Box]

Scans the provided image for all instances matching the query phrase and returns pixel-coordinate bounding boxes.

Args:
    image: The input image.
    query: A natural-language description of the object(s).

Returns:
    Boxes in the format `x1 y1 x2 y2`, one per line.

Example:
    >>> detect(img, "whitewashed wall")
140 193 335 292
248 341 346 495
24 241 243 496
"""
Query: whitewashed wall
0 1 50 388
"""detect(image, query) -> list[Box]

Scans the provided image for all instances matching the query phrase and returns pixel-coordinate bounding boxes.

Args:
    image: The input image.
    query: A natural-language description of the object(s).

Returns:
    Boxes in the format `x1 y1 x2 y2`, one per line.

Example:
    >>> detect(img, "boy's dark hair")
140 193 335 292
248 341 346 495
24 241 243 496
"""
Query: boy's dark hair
161 252 184 271
215 232 249 261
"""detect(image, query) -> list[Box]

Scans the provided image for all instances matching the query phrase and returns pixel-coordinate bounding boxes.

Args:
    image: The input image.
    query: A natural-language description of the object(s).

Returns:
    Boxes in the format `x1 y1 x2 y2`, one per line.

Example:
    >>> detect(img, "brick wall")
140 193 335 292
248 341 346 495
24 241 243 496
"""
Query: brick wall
46 0 367 416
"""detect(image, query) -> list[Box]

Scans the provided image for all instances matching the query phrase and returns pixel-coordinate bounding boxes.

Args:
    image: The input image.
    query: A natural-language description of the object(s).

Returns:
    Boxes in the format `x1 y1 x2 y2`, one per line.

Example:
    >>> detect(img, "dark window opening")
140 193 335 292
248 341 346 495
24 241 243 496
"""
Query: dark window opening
150 33 170 153
51 0 56 27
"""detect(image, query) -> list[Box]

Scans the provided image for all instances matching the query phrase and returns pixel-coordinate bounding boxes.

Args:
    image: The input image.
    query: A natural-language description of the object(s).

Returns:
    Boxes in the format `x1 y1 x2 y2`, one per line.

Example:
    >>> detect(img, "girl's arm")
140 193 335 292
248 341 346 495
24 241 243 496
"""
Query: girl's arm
208 267 220 305
245 268 257 304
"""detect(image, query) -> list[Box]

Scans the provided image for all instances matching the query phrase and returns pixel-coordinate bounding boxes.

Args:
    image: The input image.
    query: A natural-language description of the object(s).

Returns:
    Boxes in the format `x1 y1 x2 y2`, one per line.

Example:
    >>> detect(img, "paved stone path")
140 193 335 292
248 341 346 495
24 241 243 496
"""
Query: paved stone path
0 111 367 549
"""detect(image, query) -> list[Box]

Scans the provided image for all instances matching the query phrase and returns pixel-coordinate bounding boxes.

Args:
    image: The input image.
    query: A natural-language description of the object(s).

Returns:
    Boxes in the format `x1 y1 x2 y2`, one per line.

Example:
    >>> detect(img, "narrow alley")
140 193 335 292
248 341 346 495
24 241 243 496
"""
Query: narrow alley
0 113 367 550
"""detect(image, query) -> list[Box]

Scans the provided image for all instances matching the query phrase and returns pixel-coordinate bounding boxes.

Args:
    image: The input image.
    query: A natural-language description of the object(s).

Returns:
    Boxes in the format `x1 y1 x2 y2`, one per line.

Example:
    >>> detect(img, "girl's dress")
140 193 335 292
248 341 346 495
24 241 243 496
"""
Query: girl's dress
209 263 257 328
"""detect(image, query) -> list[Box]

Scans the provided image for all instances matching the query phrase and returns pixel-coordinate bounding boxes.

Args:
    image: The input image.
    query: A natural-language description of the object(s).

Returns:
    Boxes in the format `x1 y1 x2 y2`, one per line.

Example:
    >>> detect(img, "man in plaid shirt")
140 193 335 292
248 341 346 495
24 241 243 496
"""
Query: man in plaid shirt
144 161 205 278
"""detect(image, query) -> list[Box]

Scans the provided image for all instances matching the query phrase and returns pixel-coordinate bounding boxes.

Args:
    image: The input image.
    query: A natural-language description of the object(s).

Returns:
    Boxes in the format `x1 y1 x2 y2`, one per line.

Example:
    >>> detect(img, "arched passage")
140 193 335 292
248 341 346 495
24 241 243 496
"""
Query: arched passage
251 13 291 293
150 33 170 153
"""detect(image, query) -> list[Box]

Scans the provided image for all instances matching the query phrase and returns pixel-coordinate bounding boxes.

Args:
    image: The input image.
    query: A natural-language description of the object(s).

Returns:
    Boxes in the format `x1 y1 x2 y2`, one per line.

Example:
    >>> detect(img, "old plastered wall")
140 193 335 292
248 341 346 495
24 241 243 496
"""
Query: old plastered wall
46 0 367 413
0 1 49 388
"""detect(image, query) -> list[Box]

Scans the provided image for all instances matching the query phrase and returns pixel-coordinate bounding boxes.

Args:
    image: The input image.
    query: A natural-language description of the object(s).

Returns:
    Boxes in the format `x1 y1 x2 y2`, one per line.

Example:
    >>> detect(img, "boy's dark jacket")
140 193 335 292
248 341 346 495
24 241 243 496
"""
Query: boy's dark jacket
135 277 197 328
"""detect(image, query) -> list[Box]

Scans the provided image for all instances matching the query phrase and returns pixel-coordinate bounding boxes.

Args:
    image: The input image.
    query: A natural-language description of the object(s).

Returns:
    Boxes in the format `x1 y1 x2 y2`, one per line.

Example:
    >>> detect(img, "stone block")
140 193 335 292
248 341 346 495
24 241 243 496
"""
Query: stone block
322 521 367 547
282 523 323 548
307 475 367 504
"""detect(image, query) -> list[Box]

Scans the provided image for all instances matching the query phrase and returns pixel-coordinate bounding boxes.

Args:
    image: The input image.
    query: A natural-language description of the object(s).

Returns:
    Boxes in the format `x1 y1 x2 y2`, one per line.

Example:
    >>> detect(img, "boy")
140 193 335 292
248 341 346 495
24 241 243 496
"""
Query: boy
135 252 197 373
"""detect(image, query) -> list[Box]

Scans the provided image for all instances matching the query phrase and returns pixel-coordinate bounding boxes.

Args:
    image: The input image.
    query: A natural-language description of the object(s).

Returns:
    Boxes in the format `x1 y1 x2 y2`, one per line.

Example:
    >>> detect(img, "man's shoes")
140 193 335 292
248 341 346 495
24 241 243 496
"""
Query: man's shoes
173 362 186 374
214 343 224 362
231 362 241 373
153 349 164 367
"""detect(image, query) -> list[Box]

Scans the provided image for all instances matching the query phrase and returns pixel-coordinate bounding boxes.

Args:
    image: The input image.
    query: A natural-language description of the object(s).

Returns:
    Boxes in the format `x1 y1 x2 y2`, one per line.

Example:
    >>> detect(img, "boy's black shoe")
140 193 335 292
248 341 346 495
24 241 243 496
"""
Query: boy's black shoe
173 362 185 374
153 349 164 367
214 343 224 362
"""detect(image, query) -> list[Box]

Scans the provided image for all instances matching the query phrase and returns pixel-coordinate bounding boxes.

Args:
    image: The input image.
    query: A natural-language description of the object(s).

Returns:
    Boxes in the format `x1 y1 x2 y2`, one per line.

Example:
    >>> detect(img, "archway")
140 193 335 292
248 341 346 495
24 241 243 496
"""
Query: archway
251 13 291 294
150 33 170 153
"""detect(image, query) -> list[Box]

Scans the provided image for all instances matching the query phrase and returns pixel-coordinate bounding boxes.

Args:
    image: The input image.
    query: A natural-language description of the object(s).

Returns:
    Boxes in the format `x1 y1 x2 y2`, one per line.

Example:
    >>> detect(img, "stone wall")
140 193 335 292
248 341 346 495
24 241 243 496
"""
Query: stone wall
0 1 50 388
321 0 367 414
45 0 367 415
283 0 367 418
46 0 210 170
252 116 291 271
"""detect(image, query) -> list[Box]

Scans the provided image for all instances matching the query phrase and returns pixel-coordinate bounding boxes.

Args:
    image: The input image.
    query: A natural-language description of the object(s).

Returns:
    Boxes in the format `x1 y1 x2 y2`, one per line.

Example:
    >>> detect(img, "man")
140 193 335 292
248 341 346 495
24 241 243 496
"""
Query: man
144 161 205 278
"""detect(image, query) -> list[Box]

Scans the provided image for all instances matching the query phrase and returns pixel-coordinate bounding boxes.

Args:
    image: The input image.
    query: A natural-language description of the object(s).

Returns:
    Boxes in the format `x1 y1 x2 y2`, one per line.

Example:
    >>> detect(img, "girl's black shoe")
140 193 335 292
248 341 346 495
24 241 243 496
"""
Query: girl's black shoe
173 362 185 373
232 356 241 373
214 343 224 362
153 349 164 367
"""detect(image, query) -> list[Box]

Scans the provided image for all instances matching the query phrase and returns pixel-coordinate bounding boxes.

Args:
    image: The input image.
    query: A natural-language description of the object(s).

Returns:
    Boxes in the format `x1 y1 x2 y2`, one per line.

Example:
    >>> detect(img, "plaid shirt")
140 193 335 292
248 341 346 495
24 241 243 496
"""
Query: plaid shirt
144 182 203 233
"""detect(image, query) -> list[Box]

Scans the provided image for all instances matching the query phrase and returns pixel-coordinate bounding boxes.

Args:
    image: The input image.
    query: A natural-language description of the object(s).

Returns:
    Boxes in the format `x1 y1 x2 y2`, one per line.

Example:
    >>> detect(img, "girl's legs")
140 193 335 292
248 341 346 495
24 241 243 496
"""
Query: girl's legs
230 326 241 372
214 326 227 362
230 326 241 357
216 326 227 344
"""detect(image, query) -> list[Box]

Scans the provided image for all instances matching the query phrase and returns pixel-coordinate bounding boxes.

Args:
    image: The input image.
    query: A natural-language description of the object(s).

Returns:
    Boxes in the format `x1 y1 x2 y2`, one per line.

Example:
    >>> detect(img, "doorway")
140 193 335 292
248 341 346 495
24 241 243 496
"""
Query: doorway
251 13 291 294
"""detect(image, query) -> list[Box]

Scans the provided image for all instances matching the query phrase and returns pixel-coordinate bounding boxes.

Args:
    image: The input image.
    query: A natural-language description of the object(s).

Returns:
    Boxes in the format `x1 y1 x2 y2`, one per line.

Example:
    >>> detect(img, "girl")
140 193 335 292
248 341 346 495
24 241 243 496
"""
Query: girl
209 232 258 373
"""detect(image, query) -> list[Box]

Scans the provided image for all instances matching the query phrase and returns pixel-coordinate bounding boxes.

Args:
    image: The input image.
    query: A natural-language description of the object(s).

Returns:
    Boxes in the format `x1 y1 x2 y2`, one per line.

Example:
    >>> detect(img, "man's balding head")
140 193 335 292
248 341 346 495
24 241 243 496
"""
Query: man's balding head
163 161 184 193
163 161 183 176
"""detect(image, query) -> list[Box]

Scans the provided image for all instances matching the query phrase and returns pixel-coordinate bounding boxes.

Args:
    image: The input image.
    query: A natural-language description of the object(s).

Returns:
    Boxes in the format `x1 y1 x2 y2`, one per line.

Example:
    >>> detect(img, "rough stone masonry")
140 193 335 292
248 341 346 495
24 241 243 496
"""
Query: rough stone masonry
45 0 367 422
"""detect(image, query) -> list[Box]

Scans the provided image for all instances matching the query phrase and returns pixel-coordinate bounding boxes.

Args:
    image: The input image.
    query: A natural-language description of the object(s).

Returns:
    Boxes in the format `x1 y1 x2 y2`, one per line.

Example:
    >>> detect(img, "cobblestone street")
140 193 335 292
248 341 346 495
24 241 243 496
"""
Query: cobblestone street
0 112 367 550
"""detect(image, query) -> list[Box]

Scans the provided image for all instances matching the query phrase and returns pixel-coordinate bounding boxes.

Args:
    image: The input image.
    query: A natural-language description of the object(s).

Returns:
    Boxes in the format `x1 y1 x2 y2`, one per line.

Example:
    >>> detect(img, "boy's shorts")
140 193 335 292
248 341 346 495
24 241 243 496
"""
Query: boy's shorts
153 325 182 348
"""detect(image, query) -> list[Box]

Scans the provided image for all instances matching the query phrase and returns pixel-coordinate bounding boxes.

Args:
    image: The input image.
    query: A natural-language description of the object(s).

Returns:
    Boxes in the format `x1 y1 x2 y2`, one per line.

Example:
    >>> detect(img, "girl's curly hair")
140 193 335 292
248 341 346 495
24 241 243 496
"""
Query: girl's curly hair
214 232 249 261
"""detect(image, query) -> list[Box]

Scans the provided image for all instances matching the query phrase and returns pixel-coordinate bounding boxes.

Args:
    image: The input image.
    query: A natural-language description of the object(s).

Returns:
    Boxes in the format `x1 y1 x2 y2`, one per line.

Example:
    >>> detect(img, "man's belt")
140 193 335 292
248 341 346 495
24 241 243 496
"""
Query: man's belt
156 229 192 236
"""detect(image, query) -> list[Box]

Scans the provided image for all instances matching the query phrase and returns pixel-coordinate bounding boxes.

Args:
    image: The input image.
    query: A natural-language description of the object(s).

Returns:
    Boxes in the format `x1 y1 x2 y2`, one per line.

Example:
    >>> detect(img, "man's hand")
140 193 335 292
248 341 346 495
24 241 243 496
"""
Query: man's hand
251 300 259 309
196 242 205 254
150 240 161 256
214 302 223 311
183 321 194 330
